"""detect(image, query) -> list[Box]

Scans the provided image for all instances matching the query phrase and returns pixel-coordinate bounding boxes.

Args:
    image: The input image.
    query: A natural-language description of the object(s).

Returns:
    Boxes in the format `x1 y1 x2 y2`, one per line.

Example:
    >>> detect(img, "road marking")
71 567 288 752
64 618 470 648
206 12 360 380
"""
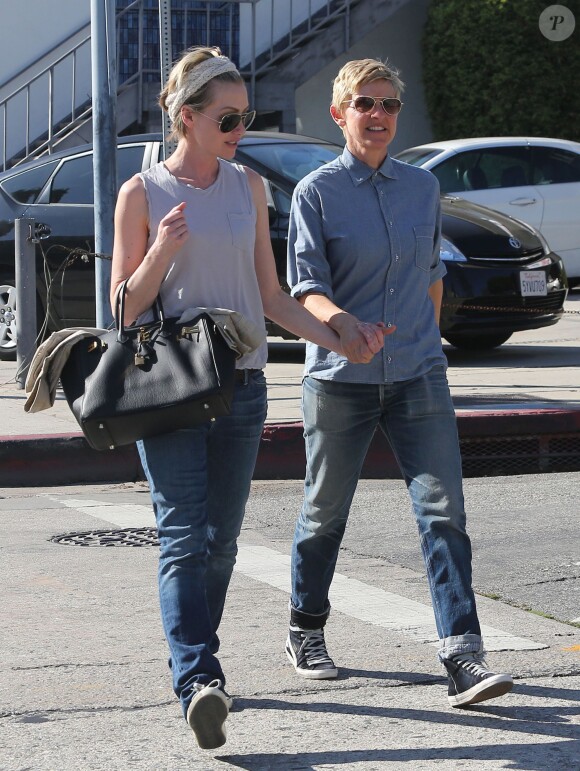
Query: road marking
50 497 547 652
236 543 547 652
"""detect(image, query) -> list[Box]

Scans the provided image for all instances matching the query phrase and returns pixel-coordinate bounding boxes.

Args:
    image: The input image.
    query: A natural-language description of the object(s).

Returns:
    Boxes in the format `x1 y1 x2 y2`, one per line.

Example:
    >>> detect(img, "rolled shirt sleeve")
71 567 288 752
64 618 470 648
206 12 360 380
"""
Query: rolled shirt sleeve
287 181 334 301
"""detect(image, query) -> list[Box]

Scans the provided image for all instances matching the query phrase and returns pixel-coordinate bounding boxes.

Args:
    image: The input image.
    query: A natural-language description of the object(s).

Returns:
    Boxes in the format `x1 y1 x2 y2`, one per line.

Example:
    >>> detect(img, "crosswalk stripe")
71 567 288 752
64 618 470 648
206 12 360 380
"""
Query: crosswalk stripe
50 497 547 652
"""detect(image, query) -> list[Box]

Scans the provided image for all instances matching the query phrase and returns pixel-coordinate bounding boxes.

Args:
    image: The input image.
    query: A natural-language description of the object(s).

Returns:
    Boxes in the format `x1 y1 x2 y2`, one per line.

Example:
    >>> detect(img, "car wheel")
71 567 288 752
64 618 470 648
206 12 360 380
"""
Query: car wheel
443 332 512 350
0 279 45 362
0 281 18 361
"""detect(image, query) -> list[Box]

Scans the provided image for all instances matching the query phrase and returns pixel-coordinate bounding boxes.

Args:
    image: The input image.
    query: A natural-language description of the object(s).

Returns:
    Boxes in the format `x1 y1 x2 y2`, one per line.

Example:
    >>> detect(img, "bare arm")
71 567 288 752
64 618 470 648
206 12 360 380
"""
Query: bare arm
298 292 393 364
246 169 348 354
110 175 189 324
428 278 443 326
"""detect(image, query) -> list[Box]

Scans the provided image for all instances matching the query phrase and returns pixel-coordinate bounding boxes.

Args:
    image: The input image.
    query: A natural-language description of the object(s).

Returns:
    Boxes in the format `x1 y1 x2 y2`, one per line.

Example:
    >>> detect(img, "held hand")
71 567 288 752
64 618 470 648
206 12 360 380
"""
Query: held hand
356 321 395 355
155 201 189 257
338 319 391 364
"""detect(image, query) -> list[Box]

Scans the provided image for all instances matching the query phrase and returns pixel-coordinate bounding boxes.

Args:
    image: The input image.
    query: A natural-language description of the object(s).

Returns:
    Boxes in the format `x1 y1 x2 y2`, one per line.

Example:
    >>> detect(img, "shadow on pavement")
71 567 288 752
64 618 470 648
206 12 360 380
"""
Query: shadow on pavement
220 687 579 769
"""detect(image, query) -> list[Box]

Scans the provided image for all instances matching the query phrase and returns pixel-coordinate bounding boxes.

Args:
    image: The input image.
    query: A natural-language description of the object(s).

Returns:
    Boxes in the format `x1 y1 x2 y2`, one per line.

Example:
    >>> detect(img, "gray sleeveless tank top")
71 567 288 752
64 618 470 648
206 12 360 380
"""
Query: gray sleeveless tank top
138 159 267 369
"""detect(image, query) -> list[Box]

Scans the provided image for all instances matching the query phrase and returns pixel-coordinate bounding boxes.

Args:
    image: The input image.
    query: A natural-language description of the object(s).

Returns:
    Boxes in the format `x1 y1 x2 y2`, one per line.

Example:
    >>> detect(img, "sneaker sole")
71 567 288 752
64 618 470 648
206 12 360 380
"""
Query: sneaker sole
187 691 230 749
285 643 338 680
449 674 514 707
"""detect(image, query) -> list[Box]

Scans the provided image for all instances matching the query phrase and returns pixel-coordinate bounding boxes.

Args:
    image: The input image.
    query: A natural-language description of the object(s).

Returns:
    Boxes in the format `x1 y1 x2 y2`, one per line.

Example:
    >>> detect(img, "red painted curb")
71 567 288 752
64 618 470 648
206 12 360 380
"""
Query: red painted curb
1 407 579 486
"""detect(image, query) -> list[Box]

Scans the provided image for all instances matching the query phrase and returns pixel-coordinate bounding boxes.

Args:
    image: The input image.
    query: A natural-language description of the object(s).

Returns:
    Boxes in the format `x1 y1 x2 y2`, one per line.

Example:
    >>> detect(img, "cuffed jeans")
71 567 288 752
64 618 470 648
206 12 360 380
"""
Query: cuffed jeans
137 370 267 716
291 366 482 661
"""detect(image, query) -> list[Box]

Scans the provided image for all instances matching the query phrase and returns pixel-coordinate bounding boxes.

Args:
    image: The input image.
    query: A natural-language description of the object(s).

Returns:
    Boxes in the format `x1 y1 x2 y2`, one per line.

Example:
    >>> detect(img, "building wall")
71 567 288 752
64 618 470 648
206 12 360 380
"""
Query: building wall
238 0 329 68
295 0 432 155
0 0 90 88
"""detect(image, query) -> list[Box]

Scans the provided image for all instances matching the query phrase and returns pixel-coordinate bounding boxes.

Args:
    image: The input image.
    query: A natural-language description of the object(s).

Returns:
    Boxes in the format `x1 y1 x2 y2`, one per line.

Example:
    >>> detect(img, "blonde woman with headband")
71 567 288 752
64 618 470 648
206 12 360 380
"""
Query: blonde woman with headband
111 46 380 751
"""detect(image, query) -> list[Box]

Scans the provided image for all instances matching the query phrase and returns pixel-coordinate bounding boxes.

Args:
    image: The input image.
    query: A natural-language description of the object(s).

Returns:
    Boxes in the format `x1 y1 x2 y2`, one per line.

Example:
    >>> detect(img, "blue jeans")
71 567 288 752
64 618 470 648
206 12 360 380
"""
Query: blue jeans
137 370 267 716
291 366 482 661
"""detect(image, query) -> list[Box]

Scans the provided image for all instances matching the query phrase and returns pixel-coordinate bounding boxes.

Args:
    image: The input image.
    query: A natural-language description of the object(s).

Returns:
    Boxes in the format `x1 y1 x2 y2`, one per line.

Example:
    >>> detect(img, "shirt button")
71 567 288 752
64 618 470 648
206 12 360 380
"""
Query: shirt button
388 221 393 226
387 356 392 363
387 322 392 327
389 288 395 294
395 255 400 261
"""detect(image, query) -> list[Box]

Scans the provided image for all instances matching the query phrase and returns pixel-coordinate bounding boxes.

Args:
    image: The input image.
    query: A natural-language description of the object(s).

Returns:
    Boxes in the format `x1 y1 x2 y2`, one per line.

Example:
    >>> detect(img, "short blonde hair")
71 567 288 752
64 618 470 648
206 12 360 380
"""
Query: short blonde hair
159 46 244 139
331 58 405 112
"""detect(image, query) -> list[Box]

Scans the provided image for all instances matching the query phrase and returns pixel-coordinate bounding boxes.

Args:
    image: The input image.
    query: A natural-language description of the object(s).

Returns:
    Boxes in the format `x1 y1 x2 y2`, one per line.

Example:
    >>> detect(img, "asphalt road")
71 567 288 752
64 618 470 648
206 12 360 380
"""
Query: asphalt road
0 477 578 770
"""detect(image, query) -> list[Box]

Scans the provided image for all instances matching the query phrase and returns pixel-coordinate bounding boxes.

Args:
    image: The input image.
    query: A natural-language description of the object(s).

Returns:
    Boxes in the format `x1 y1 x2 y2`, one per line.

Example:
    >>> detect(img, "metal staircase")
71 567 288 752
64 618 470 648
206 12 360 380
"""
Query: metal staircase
1 0 366 171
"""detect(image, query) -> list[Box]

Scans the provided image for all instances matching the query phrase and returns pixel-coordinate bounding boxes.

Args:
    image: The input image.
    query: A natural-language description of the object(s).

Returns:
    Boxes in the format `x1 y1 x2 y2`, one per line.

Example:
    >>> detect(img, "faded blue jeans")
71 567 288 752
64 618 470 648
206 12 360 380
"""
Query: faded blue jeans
137 370 267 716
291 365 482 661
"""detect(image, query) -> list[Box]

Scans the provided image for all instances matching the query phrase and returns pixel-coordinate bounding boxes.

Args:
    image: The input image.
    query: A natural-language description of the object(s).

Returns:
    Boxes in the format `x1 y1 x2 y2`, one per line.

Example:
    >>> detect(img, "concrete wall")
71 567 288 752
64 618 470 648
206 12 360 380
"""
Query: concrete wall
0 0 90 88
239 0 330 68
295 0 432 155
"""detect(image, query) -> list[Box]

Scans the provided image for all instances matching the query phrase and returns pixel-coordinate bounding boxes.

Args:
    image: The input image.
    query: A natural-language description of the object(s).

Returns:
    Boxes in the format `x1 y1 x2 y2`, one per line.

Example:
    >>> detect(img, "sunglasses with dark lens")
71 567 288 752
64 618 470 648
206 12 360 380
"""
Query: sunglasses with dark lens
191 108 256 133
343 96 403 116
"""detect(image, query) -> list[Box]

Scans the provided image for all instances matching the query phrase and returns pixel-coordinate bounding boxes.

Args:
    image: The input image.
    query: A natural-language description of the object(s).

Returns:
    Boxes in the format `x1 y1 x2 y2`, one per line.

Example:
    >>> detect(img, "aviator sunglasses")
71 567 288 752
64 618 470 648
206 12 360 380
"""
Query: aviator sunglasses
342 95 404 116
189 107 257 133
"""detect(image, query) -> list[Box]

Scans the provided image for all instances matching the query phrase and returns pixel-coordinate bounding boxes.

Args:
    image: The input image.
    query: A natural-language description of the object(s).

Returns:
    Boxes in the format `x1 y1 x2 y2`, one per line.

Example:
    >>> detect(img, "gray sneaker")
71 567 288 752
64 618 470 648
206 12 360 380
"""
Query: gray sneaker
285 625 338 679
186 679 233 749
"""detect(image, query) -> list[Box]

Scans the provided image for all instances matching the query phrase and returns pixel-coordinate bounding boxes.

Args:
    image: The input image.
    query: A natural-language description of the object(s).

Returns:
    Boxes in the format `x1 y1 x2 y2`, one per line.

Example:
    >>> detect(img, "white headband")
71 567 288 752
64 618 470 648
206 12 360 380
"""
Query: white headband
165 56 239 123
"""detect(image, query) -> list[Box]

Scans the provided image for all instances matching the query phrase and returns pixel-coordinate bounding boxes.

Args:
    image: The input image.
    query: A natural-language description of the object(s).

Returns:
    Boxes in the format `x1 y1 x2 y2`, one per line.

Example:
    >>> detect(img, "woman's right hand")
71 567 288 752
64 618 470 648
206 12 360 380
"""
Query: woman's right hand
154 201 189 257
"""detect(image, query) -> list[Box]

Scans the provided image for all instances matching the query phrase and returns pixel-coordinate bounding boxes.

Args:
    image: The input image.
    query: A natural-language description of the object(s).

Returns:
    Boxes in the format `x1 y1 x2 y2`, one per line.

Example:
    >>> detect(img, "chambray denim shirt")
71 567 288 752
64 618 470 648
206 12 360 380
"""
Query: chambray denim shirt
287 147 447 383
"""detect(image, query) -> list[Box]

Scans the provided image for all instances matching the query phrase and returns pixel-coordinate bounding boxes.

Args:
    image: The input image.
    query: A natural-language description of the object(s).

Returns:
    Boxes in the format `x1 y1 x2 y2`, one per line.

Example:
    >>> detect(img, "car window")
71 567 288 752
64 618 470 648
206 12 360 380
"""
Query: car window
272 186 292 216
532 146 580 184
238 142 341 184
0 160 59 203
427 156 466 193
432 148 534 193
47 145 145 204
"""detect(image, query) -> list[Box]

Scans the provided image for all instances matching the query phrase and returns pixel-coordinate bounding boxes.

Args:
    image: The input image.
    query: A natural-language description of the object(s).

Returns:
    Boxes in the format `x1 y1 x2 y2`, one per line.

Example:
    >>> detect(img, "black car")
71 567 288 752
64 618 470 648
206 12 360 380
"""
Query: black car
0 132 568 359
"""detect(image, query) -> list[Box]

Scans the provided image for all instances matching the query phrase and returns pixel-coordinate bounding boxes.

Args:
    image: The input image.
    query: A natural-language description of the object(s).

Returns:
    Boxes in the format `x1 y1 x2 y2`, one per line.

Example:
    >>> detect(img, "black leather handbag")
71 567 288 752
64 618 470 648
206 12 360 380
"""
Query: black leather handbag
60 281 237 451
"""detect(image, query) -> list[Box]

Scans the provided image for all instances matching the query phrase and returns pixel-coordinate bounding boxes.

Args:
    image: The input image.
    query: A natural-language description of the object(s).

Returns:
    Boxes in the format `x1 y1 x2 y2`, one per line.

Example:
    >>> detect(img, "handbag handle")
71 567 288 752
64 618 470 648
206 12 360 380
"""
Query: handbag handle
115 279 166 343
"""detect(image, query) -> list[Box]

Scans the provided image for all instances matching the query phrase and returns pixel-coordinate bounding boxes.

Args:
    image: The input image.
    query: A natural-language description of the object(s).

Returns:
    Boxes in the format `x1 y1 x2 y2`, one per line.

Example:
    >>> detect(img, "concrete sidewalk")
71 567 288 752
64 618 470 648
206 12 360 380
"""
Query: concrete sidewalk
1 300 579 485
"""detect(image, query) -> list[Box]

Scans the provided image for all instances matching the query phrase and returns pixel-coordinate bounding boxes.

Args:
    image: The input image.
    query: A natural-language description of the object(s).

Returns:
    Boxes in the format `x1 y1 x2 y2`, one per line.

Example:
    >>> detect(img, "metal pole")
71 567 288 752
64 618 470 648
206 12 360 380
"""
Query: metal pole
15 218 37 389
91 0 117 328
159 0 176 160
250 0 256 108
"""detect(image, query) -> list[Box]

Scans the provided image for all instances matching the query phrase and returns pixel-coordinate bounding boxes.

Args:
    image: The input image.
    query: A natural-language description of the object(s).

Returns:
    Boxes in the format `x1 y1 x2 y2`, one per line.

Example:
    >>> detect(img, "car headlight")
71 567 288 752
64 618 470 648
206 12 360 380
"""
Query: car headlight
440 237 467 262
527 255 553 269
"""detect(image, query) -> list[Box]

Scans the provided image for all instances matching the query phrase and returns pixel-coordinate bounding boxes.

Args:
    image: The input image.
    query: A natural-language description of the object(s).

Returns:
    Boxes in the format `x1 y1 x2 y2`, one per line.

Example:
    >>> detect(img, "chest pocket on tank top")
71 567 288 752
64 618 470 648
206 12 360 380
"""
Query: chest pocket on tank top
227 212 255 253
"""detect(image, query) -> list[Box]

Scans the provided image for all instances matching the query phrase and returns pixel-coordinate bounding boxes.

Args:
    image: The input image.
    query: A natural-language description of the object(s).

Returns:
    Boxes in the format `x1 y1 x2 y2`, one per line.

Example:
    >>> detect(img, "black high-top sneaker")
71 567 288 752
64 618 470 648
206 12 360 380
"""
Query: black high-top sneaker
443 652 513 707
285 625 338 679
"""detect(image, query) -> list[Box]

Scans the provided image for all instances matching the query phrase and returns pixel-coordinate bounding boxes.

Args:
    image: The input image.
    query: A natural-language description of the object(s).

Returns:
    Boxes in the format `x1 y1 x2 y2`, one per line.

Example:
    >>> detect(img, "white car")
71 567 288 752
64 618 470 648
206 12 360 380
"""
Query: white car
395 137 580 285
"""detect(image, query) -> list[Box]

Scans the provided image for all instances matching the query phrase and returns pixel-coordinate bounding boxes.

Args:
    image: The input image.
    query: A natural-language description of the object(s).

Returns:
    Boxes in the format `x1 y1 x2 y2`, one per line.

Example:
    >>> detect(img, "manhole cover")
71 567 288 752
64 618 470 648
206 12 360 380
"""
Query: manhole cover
51 527 159 547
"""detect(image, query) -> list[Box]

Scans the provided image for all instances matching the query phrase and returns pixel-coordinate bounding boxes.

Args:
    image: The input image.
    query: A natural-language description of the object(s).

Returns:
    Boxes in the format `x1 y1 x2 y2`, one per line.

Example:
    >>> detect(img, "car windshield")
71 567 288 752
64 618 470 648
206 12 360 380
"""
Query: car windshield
395 147 445 165
237 142 342 183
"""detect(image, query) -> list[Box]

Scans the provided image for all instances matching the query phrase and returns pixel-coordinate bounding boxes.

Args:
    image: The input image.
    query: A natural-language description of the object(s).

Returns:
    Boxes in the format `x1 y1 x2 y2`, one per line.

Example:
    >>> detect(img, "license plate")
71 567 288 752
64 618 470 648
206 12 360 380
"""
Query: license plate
519 271 547 296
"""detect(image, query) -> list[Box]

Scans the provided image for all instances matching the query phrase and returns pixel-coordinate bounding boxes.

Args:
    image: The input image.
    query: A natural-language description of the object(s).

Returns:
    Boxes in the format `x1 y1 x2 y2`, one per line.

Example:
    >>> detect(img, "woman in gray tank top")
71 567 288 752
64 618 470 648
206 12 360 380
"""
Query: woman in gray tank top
110 46 368 751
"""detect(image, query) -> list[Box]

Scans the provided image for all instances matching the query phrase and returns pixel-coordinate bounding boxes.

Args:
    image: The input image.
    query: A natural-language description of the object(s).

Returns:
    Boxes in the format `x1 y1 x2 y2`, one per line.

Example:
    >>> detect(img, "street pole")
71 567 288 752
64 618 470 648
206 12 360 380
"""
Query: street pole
159 0 176 160
91 0 117 328
14 218 36 389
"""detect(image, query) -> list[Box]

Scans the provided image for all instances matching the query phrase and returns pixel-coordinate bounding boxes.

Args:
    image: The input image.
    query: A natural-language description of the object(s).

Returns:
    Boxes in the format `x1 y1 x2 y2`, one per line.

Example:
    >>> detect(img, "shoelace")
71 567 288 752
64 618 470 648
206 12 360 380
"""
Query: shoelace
454 654 489 677
301 629 333 665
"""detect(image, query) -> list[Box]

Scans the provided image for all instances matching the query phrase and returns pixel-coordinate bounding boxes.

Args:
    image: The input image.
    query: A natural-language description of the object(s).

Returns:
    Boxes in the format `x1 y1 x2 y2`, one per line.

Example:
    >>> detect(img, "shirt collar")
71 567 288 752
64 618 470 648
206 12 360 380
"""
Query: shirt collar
340 146 398 185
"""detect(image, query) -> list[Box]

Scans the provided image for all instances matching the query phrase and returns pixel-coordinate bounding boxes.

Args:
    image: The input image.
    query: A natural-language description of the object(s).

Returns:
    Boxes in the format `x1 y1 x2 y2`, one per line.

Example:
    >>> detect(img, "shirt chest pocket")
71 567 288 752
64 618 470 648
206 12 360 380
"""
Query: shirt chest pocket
414 225 434 272
228 212 255 253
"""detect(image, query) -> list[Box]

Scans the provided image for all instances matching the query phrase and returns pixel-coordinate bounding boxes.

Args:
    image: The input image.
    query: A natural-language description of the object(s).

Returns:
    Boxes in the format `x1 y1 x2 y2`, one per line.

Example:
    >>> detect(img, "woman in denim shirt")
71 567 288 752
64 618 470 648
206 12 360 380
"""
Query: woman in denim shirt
285 58 513 709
